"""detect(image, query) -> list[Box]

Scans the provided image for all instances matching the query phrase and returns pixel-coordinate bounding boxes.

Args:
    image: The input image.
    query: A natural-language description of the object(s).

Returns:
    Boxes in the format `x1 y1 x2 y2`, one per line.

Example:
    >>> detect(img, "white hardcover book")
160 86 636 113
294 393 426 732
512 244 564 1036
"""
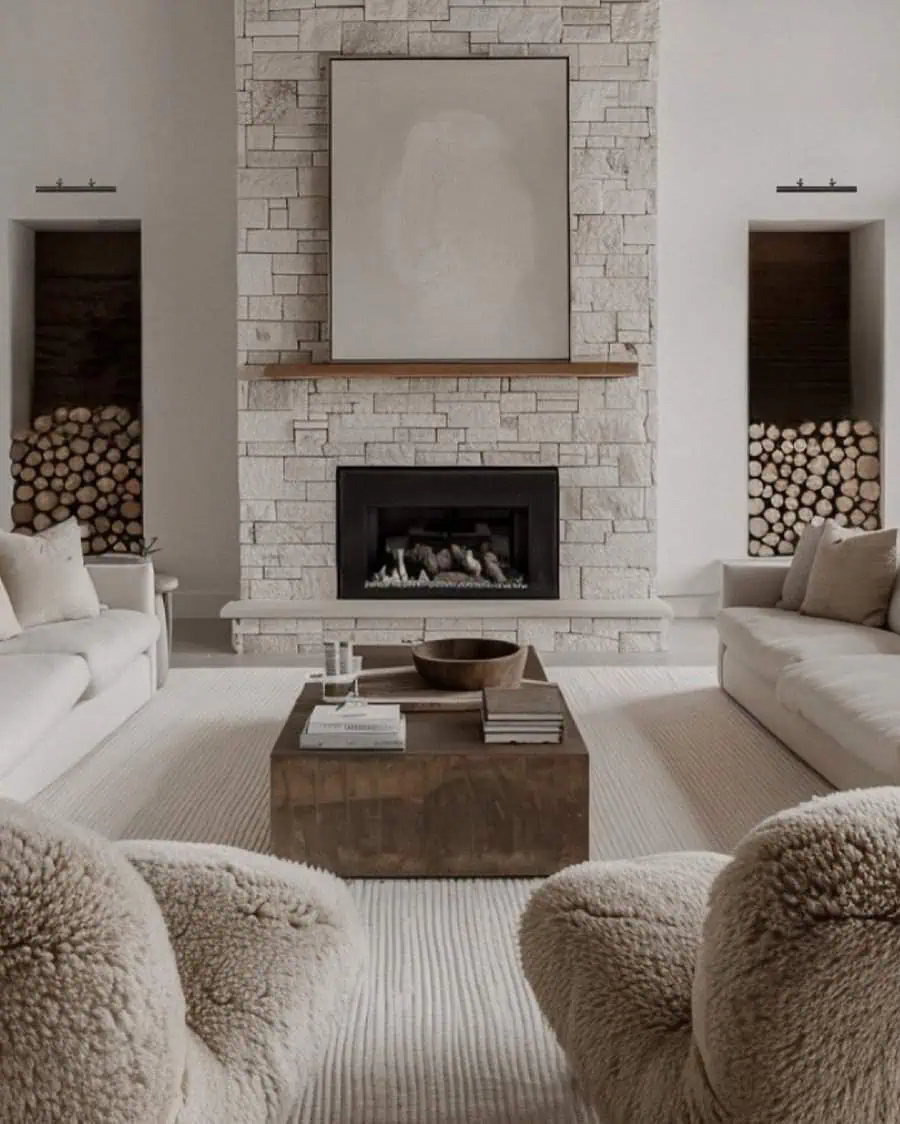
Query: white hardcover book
483 732 562 744
307 720 403 738
300 716 406 750
483 720 563 731
307 702 402 733
301 736 406 751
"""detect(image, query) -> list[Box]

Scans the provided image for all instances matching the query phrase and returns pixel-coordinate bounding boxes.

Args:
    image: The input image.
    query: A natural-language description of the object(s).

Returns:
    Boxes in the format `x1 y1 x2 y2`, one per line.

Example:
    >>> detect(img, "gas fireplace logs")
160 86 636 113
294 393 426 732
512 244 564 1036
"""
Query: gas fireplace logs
10 405 142 554
368 530 526 591
748 420 880 556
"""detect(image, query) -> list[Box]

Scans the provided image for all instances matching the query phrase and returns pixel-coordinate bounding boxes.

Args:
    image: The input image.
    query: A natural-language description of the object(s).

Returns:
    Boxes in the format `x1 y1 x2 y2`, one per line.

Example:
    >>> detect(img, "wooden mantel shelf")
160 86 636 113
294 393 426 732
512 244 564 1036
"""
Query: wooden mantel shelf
260 360 638 380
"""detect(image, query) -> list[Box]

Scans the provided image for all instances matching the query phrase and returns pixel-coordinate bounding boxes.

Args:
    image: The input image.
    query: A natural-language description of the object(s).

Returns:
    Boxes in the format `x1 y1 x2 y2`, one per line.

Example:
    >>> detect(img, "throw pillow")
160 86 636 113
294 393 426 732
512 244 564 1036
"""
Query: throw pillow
886 573 900 636
0 519 101 629
0 575 21 640
777 519 829 611
800 523 898 628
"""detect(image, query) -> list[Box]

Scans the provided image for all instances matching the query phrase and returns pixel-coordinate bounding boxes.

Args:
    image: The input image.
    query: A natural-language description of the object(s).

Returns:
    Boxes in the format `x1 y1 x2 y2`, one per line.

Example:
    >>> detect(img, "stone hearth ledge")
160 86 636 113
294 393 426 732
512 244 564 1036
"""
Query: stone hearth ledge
257 361 639 380
222 598 673 655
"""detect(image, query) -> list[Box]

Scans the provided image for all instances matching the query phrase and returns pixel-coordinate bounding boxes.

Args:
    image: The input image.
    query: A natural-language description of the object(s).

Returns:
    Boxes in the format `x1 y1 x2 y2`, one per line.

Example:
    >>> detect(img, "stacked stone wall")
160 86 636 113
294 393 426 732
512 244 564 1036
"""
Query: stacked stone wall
234 0 660 651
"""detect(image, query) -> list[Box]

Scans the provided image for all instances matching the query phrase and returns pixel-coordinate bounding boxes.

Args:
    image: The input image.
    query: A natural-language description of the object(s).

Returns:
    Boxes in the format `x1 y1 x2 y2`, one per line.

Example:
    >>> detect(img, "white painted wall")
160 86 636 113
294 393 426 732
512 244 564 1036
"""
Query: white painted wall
0 0 238 614
850 222 885 428
658 0 900 601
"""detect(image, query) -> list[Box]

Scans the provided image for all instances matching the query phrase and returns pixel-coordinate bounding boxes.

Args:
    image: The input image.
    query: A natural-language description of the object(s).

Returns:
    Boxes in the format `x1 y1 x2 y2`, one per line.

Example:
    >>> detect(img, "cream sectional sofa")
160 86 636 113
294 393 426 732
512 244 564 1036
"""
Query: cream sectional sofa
718 560 900 790
0 559 160 801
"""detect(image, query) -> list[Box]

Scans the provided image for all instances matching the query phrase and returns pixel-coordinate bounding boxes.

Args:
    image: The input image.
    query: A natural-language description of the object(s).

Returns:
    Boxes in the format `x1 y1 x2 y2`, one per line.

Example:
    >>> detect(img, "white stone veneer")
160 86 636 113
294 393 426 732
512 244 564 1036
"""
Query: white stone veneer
234 373 667 651
233 0 660 652
232 609 668 654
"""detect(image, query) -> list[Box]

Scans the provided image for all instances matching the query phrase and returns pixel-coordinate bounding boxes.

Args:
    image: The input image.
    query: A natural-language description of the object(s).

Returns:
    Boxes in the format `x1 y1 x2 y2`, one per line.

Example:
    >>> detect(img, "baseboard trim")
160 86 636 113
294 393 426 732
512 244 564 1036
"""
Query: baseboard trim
662 594 718 619
174 591 233 619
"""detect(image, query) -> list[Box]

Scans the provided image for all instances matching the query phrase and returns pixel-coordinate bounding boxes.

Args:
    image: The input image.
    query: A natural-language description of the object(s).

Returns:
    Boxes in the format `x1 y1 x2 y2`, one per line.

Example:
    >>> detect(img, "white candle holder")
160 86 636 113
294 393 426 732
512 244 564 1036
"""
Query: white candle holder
308 654 363 702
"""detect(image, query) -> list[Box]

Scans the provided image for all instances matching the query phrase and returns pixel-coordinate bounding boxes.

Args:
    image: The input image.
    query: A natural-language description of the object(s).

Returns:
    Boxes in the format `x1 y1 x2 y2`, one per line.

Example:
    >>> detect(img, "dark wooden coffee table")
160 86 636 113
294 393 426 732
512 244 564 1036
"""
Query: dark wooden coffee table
270 645 589 877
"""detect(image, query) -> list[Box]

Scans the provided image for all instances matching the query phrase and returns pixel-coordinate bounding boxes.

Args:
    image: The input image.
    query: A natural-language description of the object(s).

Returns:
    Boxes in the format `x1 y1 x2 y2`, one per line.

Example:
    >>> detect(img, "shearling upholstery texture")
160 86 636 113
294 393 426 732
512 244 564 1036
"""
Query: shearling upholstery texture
0 799 186 1124
121 839 367 1124
520 788 900 1124
0 800 366 1124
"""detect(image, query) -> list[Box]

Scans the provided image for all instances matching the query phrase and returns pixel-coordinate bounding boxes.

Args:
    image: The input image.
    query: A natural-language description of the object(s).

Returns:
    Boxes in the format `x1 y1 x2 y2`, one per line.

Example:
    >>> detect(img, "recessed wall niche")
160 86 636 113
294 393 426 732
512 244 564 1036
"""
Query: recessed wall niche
746 224 884 555
9 227 144 554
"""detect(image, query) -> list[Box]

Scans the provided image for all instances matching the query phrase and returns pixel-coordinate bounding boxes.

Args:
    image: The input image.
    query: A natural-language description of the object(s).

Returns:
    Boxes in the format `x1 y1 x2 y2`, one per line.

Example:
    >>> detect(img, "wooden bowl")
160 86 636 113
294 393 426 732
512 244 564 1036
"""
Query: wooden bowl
411 638 528 691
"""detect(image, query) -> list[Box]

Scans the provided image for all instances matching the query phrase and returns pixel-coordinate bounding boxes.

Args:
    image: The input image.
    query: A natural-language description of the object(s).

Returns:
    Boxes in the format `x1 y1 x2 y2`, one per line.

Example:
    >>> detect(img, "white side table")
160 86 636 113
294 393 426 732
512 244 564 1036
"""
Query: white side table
154 572 179 665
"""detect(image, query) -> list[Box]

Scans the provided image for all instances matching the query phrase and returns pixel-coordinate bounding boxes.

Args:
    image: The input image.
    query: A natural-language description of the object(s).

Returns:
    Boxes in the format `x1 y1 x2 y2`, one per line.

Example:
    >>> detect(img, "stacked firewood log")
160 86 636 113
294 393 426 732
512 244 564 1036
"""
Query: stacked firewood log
10 405 142 554
748 420 880 556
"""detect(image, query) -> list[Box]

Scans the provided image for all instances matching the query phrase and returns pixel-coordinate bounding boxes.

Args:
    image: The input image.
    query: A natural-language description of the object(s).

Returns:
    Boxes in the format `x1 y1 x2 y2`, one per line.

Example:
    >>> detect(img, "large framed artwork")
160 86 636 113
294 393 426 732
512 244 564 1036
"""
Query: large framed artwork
329 57 570 362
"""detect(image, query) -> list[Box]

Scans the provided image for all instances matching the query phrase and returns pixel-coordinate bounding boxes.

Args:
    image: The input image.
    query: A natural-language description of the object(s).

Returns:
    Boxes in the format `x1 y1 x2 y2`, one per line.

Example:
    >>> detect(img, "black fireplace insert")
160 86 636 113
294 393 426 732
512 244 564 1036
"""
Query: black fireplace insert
336 466 559 599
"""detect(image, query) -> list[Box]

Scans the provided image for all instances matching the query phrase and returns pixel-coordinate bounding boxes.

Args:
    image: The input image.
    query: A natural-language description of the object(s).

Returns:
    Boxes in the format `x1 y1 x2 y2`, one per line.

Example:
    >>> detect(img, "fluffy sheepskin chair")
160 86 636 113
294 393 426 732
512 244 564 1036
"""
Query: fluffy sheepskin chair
520 787 900 1124
0 799 365 1124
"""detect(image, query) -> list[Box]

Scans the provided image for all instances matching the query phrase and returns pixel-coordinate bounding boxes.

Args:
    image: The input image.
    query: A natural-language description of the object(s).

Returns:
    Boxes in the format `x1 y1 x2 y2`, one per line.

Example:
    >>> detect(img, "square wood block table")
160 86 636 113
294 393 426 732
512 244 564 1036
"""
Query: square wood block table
270 645 589 877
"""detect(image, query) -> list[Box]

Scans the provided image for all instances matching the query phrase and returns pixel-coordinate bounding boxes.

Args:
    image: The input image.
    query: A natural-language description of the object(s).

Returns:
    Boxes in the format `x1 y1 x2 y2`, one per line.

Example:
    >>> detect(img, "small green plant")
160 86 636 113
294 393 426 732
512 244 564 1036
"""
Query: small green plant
128 535 161 558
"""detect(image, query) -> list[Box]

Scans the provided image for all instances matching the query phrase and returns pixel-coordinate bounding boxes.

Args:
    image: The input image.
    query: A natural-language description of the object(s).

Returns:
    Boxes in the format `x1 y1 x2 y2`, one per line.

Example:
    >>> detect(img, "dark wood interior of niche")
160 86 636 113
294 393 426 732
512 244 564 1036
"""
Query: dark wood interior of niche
33 231 141 418
748 231 850 424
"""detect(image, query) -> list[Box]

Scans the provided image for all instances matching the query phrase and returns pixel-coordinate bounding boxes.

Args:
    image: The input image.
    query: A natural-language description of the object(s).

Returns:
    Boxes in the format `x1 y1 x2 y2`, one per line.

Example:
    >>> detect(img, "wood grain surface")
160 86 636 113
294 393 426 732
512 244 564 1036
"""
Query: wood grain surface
259 360 637 380
271 646 590 876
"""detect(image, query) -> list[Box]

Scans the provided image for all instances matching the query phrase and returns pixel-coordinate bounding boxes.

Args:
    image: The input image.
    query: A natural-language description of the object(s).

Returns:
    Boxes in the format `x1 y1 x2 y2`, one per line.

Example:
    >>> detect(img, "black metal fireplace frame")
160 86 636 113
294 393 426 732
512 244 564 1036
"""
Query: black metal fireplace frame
336 466 559 600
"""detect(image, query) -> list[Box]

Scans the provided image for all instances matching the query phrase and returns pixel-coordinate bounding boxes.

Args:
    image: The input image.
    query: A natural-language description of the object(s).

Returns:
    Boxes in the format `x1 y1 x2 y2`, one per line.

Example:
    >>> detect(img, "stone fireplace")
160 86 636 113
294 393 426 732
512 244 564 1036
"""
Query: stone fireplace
227 0 668 653
336 465 559 599
231 371 669 651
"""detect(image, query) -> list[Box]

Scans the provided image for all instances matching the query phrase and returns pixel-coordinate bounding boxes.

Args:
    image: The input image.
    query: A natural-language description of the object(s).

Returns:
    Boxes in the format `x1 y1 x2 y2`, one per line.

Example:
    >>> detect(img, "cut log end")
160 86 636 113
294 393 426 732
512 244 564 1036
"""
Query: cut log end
749 419 880 554
10 404 143 553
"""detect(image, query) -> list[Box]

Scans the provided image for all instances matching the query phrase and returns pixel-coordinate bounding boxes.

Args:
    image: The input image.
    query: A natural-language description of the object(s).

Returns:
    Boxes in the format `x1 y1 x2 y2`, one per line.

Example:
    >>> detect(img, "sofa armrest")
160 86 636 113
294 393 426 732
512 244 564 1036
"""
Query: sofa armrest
720 561 789 610
86 557 156 616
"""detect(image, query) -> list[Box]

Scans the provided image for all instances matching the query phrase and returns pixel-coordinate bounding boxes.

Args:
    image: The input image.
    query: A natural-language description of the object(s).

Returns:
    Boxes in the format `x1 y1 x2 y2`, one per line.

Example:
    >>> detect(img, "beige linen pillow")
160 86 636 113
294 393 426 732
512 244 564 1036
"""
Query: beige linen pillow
800 523 898 627
777 519 829 611
0 575 21 640
0 519 101 629
887 574 900 635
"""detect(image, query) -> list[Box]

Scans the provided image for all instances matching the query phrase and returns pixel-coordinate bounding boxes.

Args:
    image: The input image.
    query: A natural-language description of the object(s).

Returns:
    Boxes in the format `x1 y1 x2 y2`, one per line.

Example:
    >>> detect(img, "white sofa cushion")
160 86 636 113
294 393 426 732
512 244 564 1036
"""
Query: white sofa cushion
0 577 21 641
0 609 159 698
886 576 900 636
717 606 900 685
0 519 100 628
777 656 900 783
0 654 91 778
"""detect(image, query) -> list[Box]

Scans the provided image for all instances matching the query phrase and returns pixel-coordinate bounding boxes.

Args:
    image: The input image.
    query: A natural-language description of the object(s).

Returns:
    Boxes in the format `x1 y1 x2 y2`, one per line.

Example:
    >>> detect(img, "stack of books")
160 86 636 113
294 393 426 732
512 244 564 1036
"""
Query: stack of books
300 700 406 751
481 685 565 744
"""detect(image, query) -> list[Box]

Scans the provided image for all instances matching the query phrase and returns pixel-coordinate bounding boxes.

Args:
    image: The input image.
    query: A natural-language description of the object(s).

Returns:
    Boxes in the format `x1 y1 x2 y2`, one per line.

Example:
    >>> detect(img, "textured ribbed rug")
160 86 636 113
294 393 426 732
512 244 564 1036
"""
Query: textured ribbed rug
31 665 831 1124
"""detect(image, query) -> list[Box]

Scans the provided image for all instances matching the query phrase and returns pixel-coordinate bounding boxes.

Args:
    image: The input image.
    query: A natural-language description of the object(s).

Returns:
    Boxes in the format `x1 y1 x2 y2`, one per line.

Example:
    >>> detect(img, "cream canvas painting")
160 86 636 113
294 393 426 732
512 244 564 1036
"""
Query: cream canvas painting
329 58 570 362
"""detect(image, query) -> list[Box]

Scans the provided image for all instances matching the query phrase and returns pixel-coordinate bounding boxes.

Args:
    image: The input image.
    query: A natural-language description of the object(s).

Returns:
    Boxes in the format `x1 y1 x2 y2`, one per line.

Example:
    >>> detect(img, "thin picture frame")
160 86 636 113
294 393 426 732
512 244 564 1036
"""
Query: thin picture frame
327 55 572 364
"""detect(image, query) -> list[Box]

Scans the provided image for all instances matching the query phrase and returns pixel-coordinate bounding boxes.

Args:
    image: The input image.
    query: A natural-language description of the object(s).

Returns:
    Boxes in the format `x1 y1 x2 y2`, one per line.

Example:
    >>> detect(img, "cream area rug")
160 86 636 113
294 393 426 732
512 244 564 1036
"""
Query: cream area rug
31 666 831 1124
